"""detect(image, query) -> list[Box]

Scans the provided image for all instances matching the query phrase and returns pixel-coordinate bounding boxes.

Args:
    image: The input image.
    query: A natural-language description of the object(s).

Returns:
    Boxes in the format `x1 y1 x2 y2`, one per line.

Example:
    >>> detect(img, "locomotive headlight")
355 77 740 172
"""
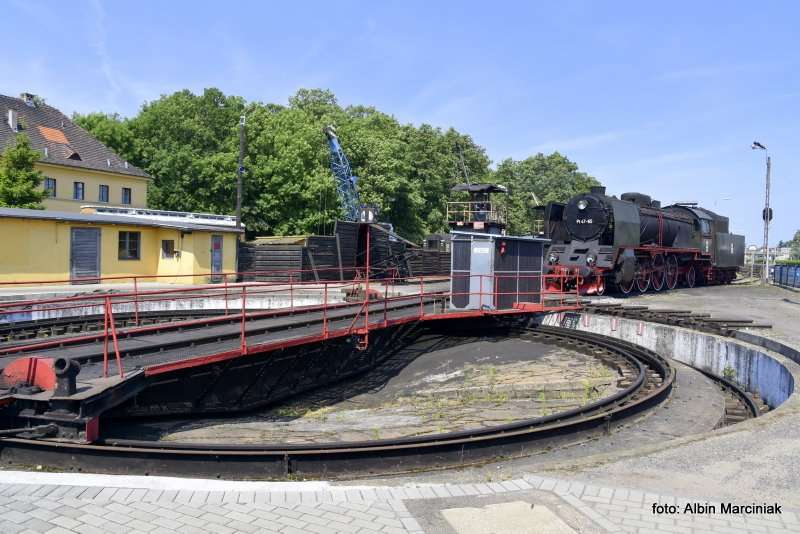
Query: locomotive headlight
586 255 596 266
548 253 558 265
577 199 589 210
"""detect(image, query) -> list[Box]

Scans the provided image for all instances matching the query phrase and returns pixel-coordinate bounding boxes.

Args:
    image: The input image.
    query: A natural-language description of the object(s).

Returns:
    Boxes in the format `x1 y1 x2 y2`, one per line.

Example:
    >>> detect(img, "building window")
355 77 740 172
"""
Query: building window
73 182 85 201
118 231 141 260
161 239 176 258
99 184 109 203
44 177 56 198
121 187 132 205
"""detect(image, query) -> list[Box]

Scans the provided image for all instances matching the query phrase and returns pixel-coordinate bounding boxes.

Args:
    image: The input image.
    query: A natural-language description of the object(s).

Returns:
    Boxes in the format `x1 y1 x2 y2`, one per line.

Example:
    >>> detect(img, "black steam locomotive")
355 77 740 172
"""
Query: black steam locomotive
543 186 745 295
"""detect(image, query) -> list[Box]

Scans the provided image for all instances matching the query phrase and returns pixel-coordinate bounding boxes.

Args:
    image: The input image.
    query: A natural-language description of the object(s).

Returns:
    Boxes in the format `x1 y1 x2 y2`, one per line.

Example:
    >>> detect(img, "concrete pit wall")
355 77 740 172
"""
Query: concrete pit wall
540 312 796 409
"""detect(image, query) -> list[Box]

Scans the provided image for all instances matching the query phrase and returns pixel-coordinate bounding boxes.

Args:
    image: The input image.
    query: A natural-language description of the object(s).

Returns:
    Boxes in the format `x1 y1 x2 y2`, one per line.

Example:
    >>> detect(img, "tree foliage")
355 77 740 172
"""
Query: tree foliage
73 112 138 163
790 230 800 259
0 135 47 209
494 152 600 235
75 88 596 241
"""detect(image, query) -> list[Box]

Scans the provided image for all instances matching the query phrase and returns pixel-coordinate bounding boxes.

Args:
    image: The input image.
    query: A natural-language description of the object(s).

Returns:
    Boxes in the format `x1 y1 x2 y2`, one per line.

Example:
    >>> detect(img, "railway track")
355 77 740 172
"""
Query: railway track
695 368 766 427
0 309 225 343
0 324 675 479
583 302 773 336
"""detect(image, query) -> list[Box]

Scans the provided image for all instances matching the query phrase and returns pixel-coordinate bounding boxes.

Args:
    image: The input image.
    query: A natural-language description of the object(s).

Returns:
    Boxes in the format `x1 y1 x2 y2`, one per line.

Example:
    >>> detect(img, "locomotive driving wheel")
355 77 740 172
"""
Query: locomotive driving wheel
618 273 635 295
636 259 651 293
686 264 697 288
665 255 679 289
594 272 606 296
651 254 666 291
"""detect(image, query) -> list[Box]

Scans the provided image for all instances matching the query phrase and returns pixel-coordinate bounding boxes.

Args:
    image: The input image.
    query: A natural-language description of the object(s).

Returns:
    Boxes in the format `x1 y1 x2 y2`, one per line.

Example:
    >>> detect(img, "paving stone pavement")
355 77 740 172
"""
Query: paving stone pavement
0 472 798 533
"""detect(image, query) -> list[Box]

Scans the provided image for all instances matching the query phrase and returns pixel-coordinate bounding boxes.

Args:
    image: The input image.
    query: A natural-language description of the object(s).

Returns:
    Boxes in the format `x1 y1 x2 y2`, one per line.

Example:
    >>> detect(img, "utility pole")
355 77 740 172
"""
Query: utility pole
752 141 771 284
762 155 771 284
236 115 246 230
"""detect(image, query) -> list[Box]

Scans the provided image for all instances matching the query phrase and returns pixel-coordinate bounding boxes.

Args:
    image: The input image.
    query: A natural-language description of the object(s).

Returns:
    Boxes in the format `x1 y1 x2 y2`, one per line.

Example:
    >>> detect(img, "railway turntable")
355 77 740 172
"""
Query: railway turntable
0 232 576 450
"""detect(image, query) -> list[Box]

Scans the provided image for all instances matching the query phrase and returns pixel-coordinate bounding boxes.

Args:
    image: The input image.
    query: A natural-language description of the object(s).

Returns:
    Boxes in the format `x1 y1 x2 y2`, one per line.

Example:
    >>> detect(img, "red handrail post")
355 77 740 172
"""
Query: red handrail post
224 275 229 315
383 277 388 325
289 272 294 309
240 285 248 355
363 227 370 344
133 277 140 326
419 277 424 318
419 275 425 319
102 297 109 378
106 296 123 378
322 282 329 338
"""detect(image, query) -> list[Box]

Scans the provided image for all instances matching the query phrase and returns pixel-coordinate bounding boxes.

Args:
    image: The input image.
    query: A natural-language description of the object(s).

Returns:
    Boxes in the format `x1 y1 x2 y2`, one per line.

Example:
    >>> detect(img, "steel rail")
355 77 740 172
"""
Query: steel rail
0 325 674 478
693 367 761 419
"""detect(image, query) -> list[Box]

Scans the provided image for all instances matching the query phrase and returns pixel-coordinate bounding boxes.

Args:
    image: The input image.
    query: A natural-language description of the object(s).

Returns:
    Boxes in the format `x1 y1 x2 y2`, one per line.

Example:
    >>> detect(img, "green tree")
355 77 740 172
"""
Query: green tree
72 112 139 164
790 230 800 259
402 125 492 234
128 88 246 213
0 135 47 209
493 152 600 235
75 87 599 242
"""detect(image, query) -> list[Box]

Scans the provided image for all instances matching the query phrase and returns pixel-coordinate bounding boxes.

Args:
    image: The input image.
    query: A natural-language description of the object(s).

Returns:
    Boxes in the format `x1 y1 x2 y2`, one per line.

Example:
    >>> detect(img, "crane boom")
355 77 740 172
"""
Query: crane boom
323 125 360 222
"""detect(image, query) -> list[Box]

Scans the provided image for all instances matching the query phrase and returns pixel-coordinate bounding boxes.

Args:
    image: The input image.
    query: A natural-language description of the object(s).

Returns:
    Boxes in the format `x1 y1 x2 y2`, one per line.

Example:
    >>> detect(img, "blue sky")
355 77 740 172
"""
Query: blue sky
4 1 798 244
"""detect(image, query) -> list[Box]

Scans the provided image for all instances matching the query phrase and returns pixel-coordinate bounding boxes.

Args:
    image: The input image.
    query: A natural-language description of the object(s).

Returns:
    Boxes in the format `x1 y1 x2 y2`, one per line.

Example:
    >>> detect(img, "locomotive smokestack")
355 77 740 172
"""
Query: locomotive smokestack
590 186 606 195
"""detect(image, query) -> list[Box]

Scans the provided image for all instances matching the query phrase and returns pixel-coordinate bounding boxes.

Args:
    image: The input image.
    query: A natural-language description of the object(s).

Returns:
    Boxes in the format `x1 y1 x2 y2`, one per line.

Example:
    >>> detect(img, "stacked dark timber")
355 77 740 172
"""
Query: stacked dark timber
334 221 359 279
238 222 453 282
238 241 303 281
368 225 392 273
407 249 452 277
333 221 399 277
238 235 344 282
304 236 342 281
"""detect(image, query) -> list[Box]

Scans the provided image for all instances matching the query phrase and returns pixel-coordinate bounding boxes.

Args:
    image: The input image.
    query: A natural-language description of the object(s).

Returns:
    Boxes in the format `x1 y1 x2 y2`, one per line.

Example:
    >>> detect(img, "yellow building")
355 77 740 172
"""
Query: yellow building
0 207 241 285
1 92 150 212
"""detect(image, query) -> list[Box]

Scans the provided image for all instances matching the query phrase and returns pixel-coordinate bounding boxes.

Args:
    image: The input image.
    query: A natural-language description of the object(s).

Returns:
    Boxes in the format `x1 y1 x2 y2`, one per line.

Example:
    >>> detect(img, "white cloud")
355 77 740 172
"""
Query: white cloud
590 144 736 178
657 63 766 82
524 130 628 156
88 0 122 108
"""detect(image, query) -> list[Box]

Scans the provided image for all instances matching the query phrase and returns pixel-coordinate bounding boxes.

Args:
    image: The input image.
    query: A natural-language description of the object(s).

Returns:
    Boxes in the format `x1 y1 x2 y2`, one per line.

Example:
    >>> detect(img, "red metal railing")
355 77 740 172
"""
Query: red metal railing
0 268 581 380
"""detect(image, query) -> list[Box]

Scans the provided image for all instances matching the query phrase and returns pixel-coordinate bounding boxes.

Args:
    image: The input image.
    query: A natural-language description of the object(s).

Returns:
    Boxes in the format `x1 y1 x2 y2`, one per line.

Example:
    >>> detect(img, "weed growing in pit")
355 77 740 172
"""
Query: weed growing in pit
305 406 334 420
274 405 306 418
582 380 592 404
538 391 549 416
722 365 736 381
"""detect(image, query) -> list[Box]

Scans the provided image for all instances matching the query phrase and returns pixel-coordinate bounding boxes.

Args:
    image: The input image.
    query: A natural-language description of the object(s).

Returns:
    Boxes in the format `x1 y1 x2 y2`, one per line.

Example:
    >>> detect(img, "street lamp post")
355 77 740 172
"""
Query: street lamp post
752 141 771 284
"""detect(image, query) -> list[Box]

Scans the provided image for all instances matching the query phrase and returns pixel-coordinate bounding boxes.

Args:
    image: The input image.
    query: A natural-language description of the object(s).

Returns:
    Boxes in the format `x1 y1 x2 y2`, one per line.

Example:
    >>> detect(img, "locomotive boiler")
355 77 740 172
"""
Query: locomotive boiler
543 186 744 295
